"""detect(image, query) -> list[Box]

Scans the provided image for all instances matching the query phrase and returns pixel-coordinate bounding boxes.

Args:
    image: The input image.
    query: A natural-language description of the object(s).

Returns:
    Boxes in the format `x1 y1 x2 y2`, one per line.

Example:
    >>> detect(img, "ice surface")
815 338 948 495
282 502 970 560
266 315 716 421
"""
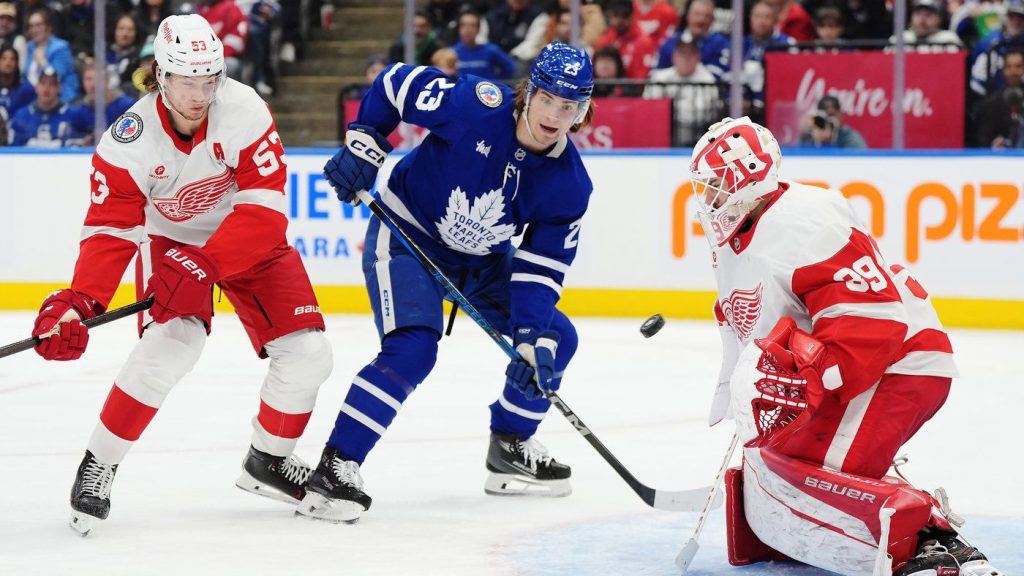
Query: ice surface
0 314 1019 575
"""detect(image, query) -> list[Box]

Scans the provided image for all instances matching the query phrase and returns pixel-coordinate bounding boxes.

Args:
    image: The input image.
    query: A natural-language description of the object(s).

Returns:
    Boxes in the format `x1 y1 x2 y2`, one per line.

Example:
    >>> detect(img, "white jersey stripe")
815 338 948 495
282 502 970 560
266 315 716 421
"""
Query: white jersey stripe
497 393 547 420
382 64 400 109
340 403 387 436
811 301 908 326
510 273 563 295
80 225 144 243
395 66 427 117
823 381 878 470
352 375 403 411
232 188 286 214
513 249 570 274
885 351 958 377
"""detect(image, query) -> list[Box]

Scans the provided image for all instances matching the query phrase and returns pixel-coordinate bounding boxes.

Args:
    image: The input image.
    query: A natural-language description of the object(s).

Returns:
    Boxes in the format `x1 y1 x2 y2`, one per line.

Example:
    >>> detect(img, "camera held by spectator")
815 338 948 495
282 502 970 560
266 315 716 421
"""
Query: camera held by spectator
800 95 867 148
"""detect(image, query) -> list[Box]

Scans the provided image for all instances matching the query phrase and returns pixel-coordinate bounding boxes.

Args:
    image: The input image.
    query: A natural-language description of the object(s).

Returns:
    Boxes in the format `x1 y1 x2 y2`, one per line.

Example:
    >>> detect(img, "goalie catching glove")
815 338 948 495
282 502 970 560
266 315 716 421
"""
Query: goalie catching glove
506 328 560 401
730 317 844 446
33 289 102 361
324 123 393 206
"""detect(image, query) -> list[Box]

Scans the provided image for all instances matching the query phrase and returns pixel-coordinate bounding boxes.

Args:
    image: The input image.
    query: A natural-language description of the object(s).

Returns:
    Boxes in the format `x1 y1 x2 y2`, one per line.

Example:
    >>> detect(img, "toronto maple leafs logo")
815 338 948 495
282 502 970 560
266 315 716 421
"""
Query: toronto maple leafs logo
435 187 516 256
152 168 234 222
720 284 763 340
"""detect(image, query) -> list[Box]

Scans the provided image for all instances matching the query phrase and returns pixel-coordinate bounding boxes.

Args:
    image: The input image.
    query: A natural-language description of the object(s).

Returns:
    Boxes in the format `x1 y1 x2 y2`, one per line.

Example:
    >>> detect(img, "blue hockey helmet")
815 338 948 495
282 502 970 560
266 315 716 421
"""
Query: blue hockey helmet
529 41 594 102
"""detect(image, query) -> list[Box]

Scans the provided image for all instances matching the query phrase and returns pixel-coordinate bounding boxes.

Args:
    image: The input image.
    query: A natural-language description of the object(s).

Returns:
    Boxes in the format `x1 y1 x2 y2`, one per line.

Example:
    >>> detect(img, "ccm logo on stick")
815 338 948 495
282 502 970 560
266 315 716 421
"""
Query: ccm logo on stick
804 476 877 503
165 248 209 281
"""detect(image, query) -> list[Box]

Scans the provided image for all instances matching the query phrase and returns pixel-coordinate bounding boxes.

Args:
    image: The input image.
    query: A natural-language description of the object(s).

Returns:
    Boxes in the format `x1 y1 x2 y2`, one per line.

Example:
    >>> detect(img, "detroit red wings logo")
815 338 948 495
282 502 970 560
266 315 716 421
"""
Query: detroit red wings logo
152 169 234 222
720 284 764 340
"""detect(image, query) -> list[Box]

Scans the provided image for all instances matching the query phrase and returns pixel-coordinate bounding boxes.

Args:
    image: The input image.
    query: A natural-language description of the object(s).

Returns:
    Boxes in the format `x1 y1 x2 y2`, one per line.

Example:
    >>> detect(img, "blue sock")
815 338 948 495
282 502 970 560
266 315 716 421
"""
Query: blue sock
327 327 439 463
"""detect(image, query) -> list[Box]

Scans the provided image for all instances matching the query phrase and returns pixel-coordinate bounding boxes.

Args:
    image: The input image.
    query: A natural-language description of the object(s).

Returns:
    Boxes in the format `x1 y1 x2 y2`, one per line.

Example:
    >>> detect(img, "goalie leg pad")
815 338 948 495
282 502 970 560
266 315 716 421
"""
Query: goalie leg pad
742 446 933 575
725 466 792 566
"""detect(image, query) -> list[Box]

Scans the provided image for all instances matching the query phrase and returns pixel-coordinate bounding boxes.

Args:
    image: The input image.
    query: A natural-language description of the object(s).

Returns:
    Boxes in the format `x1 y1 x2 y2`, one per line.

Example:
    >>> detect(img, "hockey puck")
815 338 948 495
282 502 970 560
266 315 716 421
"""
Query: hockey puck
640 314 665 338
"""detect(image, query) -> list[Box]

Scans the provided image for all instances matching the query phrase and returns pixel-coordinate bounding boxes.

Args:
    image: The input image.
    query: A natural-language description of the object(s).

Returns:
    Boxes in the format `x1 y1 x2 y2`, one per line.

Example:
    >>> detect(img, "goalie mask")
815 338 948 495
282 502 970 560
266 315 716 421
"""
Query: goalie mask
690 117 781 247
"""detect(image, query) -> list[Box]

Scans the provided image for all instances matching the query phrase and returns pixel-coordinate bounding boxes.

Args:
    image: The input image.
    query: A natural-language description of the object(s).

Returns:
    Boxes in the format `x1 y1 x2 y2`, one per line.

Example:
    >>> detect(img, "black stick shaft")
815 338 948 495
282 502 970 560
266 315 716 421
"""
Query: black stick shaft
0 298 153 360
356 190 658 505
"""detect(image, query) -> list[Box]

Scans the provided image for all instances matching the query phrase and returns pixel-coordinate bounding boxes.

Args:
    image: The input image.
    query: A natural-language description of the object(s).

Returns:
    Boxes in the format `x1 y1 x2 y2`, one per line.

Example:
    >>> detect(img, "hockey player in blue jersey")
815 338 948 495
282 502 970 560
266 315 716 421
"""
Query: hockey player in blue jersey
296 41 595 523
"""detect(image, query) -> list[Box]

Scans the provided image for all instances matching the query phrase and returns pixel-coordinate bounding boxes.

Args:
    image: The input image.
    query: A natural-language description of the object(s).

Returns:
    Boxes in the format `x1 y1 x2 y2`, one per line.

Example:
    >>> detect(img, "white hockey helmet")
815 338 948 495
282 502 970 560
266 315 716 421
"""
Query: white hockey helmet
690 117 782 247
153 14 225 80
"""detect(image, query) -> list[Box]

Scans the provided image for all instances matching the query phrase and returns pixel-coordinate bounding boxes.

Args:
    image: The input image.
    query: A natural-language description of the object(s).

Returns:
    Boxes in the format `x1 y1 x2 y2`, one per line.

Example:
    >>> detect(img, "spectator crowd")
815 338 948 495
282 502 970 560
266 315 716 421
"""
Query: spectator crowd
0 0 320 147
3 0 1023 148
346 0 1024 148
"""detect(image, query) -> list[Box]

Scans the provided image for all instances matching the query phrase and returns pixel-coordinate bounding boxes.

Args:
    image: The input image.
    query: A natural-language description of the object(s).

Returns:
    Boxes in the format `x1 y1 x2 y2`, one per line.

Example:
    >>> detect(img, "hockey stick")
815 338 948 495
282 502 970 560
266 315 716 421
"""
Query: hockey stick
0 298 153 360
356 188 716 512
675 433 739 572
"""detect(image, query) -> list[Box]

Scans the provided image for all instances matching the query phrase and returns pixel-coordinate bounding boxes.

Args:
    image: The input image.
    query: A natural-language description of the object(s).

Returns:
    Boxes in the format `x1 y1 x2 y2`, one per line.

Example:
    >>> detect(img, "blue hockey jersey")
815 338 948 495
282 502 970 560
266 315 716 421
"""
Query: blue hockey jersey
356 64 594 332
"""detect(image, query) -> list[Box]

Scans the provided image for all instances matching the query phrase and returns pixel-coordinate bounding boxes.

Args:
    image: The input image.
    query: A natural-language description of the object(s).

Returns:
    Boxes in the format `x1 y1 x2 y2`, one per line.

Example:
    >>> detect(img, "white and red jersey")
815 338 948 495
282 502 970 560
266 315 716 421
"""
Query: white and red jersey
70 78 288 308
712 181 957 407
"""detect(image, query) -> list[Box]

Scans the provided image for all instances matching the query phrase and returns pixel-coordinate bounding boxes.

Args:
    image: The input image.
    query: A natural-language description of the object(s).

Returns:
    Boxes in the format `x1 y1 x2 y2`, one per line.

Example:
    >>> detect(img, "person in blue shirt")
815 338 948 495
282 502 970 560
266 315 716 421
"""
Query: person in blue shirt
452 10 518 81
9 65 88 147
655 0 730 77
23 6 80 104
0 45 36 121
68 60 136 142
297 41 596 524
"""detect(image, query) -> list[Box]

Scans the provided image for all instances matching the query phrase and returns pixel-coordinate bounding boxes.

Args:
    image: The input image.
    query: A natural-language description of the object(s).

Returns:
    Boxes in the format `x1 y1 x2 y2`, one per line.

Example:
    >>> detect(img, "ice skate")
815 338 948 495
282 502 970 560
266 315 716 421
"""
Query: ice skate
295 447 371 524
484 433 571 497
894 530 1005 576
69 450 118 537
235 445 313 504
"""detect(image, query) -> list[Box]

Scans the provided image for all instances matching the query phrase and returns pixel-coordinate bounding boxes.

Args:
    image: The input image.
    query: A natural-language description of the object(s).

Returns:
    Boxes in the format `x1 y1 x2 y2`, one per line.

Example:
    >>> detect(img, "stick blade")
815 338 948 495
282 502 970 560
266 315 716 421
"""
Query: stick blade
675 538 699 572
651 485 724 512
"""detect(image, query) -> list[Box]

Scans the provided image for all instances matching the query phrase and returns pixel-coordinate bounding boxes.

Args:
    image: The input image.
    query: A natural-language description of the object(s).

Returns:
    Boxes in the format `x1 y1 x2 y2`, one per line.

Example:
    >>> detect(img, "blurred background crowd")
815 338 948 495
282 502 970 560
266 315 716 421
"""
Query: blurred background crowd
2 0 1022 149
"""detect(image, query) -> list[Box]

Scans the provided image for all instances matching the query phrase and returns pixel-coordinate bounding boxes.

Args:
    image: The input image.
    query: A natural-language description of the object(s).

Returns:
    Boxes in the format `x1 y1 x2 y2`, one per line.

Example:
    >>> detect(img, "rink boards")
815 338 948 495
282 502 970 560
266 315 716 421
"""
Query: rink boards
1 148 1022 329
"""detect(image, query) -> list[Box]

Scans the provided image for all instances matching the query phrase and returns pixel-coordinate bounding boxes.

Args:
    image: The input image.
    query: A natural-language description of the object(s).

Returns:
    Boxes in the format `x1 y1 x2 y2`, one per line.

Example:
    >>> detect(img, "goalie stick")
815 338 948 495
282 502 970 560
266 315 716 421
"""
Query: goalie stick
356 188 716 512
675 433 739 572
0 298 154 359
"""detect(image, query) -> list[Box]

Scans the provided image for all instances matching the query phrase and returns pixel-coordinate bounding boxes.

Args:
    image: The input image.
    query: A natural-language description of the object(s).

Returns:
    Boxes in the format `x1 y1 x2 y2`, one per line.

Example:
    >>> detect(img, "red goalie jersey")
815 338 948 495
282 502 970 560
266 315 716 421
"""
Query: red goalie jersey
70 78 288 308
709 181 958 426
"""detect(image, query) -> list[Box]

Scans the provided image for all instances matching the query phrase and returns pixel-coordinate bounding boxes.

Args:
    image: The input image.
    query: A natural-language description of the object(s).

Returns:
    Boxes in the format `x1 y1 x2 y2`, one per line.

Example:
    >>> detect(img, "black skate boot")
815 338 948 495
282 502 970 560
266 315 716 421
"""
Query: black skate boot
69 450 118 536
484 432 571 497
234 445 313 504
294 446 372 524
894 529 1005 576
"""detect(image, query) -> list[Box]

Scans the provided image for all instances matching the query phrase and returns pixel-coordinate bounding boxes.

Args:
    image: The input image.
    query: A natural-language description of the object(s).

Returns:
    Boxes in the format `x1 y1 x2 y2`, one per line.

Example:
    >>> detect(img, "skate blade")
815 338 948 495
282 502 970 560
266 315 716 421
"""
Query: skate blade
294 492 363 524
484 472 571 498
235 470 303 505
69 511 97 537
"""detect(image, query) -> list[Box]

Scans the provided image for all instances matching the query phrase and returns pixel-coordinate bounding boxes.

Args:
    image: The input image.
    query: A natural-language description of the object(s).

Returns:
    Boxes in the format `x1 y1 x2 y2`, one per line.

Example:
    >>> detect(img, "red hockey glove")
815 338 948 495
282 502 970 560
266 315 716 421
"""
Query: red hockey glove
147 245 220 327
754 317 839 412
33 289 101 361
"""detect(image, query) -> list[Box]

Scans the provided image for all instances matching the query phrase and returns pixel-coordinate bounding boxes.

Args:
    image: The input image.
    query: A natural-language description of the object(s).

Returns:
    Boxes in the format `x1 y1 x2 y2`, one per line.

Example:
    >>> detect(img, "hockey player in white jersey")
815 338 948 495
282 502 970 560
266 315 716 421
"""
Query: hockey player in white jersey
30 15 332 535
689 117 1004 576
